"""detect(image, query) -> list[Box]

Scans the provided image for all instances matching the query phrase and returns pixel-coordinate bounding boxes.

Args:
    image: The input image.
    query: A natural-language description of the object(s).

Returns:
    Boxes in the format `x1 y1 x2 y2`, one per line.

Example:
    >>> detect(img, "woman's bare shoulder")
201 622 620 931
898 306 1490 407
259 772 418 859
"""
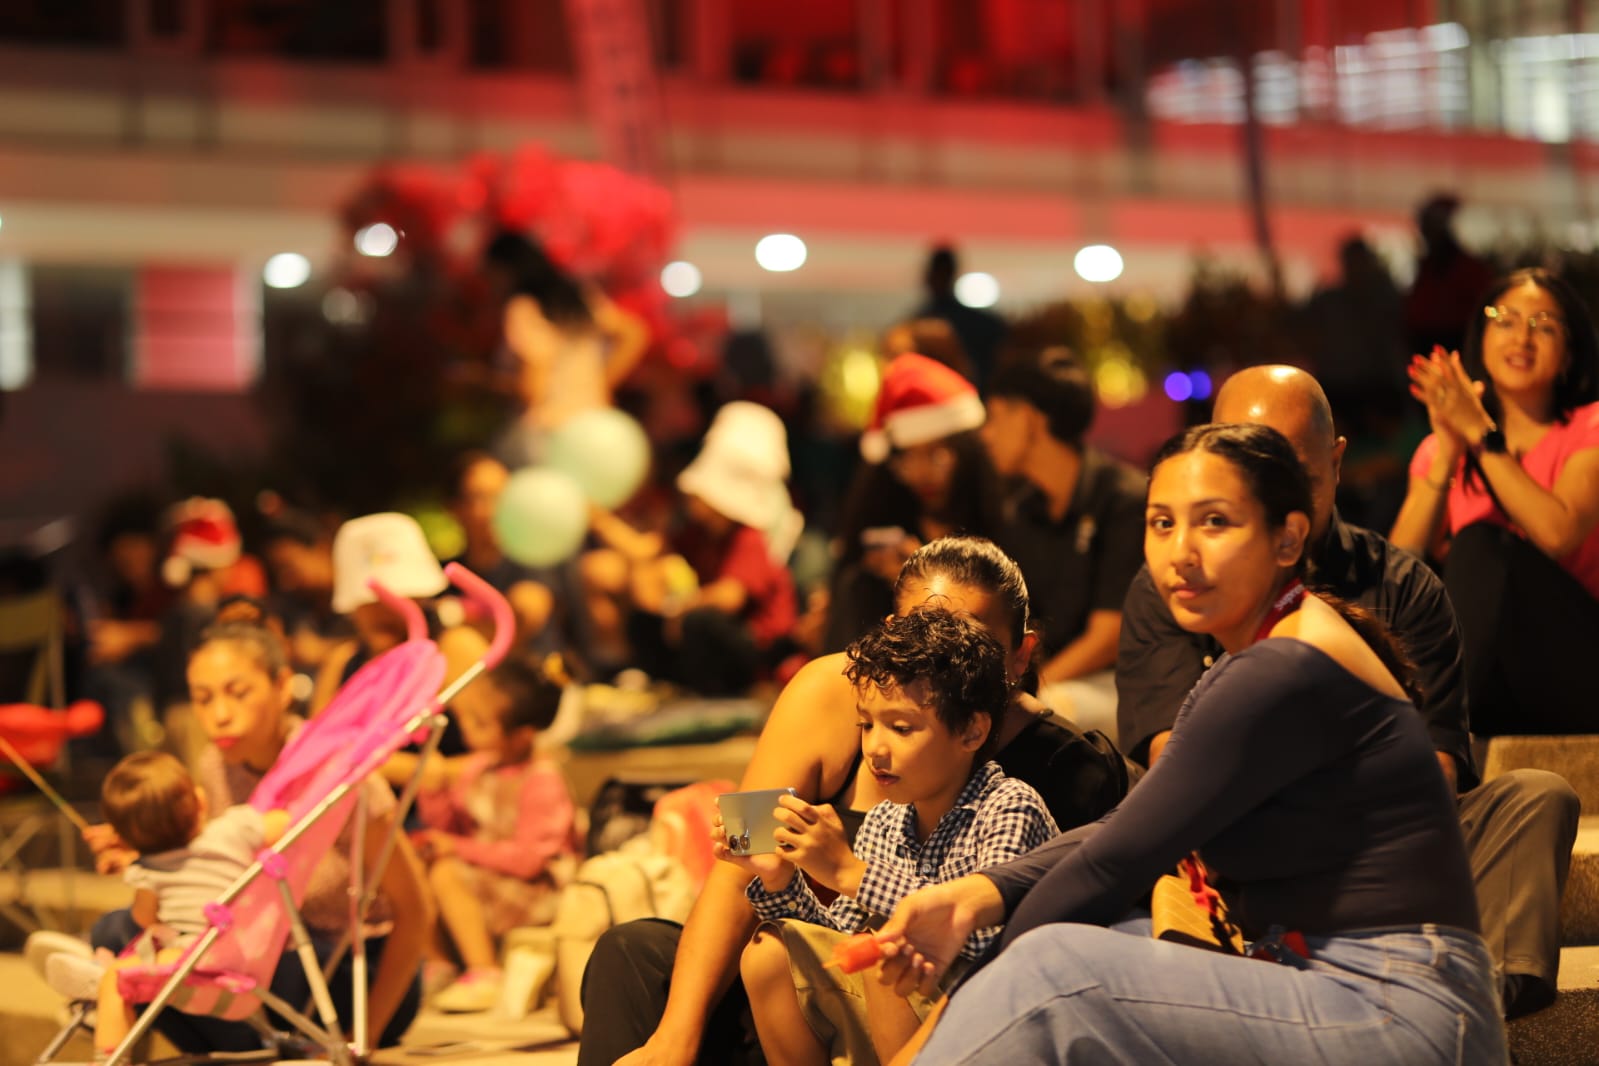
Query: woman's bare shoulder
741 652 860 799
1277 598 1407 700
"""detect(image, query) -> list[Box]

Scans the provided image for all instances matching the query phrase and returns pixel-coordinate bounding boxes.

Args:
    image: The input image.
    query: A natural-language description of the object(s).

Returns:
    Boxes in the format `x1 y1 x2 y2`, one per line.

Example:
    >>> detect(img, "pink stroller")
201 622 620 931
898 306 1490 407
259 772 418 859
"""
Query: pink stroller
36 563 513 1066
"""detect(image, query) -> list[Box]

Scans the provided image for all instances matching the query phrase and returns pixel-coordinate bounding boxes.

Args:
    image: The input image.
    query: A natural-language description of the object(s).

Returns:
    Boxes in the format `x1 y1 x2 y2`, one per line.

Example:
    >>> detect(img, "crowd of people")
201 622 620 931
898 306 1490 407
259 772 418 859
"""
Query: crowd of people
9 240 1595 1065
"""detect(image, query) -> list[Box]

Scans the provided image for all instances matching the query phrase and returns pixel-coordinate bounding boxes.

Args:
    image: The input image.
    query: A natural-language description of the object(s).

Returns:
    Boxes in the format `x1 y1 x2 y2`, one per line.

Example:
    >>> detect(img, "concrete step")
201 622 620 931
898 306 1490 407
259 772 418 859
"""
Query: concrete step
0 868 132 946
1568 819 1599 947
1479 736 1599 950
1485 735 1599 814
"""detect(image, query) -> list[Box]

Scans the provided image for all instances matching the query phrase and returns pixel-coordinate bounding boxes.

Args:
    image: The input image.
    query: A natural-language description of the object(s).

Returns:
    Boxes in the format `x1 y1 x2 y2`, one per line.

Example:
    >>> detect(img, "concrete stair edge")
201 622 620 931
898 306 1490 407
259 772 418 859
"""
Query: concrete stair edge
1484 735 1599 814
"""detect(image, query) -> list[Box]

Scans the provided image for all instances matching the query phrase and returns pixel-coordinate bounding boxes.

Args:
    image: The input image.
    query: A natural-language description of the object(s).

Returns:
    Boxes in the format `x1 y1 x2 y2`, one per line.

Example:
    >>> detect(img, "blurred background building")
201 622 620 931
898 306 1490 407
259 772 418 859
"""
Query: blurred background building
1 0 1597 525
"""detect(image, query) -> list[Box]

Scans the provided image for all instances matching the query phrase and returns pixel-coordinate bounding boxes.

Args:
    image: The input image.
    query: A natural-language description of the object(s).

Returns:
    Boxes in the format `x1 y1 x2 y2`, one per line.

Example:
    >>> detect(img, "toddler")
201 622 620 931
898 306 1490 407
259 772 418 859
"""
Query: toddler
93 751 289 1058
414 654 577 1012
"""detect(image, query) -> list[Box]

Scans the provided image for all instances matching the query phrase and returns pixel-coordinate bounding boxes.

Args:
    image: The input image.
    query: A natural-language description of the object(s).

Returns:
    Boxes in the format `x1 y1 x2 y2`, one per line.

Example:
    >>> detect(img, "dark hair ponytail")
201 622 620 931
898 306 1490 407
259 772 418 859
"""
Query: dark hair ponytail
1314 593 1423 706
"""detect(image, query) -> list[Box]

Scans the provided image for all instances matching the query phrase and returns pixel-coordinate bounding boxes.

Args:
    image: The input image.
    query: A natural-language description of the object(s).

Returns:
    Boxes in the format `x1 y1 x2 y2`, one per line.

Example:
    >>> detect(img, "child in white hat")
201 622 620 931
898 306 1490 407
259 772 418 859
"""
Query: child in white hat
585 402 801 695
311 512 485 716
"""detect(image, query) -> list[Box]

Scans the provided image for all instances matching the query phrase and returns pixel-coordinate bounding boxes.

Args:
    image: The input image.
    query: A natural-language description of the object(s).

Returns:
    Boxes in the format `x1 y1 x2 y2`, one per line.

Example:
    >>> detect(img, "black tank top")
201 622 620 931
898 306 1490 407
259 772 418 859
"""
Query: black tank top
825 746 870 846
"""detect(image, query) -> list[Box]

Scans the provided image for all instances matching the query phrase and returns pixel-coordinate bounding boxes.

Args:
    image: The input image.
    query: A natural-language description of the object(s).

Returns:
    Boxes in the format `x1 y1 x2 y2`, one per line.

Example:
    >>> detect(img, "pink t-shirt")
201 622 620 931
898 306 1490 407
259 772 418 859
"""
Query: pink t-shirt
1409 401 1599 599
416 754 577 882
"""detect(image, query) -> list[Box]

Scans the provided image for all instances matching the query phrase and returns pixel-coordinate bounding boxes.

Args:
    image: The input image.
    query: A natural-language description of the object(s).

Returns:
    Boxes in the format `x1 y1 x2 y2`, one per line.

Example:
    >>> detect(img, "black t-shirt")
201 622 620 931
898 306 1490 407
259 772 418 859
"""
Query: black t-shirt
997 448 1146 659
1115 513 1475 788
991 640 1480 943
992 708 1141 833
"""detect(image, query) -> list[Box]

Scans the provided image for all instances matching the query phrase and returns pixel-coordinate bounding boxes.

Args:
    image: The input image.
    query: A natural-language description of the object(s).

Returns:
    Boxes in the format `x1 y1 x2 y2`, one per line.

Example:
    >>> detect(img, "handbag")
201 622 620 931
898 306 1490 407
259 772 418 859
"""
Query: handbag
1150 854 1245 955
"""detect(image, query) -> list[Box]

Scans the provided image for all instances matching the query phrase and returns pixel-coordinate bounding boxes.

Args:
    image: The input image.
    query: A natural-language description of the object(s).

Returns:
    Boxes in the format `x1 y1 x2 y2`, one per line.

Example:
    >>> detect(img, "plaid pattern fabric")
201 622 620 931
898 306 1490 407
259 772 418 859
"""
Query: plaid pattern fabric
747 761 1057 960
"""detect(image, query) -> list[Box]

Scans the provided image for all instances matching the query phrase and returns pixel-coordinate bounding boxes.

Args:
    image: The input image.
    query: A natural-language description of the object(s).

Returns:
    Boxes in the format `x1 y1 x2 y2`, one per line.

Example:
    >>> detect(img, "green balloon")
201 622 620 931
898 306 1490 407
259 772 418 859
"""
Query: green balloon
492 467 589 568
546 408 651 509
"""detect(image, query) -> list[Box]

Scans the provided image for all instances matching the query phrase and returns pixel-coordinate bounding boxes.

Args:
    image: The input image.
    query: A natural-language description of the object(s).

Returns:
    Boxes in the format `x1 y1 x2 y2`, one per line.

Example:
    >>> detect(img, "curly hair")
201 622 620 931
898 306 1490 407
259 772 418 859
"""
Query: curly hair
844 606 1010 750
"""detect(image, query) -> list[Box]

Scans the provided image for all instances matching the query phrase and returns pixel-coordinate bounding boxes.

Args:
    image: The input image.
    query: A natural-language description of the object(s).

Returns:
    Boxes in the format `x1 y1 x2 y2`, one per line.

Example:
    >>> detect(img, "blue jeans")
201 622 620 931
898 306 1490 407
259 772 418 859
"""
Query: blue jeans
915 923 1508 1066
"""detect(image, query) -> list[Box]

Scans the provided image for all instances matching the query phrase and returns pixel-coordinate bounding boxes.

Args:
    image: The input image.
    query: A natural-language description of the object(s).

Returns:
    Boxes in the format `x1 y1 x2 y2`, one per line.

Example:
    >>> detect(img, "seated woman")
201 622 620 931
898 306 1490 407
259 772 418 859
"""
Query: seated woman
1391 267 1599 736
875 423 1505 1065
824 353 1004 653
576 537 1138 1066
85 602 430 1052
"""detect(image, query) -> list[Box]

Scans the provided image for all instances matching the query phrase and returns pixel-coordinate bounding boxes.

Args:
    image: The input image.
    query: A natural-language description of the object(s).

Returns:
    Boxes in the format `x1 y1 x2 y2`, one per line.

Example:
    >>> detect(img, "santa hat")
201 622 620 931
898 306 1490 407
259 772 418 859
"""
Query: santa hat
162 498 243 587
859 352 985 463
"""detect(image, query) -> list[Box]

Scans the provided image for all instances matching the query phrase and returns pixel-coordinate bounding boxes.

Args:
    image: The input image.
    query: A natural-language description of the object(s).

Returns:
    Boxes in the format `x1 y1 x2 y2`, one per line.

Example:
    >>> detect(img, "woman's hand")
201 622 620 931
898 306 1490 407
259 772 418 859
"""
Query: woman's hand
773 798 864 896
875 876 1000 998
710 813 793 892
1409 347 1491 454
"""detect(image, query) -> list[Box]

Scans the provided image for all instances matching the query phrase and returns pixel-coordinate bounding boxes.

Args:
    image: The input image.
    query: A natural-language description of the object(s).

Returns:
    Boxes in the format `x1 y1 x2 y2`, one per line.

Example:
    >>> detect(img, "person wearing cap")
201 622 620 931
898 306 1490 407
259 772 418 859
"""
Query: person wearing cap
585 402 801 696
824 353 1004 652
311 513 488 729
90 499 266 681
144 500 272 763
983 346 1146 741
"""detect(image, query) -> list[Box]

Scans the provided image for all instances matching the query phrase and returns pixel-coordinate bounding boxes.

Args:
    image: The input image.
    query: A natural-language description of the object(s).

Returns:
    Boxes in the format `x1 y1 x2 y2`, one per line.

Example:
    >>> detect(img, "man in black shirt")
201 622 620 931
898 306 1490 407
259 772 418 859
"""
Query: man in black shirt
1116 364 1579 1018
985 347 1146 741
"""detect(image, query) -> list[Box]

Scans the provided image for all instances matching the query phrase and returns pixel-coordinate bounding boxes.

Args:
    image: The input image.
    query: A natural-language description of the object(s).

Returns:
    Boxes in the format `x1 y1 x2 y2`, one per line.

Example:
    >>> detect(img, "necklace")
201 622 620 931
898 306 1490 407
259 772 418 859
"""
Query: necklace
1253 577 1306 643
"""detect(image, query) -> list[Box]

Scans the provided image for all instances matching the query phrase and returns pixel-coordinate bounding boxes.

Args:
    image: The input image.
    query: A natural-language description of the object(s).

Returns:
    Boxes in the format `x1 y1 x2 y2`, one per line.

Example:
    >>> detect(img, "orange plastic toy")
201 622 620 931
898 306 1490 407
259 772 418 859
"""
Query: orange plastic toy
831 931 883 974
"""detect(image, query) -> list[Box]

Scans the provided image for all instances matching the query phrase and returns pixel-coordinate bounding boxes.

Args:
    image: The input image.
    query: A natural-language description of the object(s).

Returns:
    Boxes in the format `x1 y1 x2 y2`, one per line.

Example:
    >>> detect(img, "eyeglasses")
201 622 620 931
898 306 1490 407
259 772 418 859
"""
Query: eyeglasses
1485 305 1564 340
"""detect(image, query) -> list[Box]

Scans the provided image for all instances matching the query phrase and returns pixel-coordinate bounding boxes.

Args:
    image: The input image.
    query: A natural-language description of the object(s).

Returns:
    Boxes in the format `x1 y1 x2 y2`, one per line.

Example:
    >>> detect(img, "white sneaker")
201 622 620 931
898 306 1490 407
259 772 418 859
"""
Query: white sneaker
25 930 92 979
431 968 503 1013
496 935 556 1021
421 959 460 999
45 951 106 1003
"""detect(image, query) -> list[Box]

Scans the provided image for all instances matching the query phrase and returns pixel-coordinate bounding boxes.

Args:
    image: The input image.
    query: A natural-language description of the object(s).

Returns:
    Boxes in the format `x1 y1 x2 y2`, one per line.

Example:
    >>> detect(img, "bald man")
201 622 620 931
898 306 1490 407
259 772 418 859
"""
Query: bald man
1116 364 1579 1019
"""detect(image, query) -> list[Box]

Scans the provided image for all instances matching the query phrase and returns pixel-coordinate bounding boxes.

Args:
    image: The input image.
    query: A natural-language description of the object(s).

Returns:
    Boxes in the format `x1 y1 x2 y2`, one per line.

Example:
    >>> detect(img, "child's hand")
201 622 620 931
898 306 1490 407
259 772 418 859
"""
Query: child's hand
710 813 793 892
773 797 865 896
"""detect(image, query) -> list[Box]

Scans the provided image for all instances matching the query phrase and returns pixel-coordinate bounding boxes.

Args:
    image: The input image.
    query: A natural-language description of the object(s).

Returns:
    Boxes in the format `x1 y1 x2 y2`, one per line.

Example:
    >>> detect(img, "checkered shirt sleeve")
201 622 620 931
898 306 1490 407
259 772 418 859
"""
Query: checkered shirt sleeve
745 762 1058 958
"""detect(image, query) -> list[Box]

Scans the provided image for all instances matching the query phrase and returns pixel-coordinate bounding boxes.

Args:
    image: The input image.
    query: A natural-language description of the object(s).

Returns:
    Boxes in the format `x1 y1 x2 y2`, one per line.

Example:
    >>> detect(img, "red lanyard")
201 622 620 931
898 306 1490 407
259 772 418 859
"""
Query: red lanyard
1253 577 1306 643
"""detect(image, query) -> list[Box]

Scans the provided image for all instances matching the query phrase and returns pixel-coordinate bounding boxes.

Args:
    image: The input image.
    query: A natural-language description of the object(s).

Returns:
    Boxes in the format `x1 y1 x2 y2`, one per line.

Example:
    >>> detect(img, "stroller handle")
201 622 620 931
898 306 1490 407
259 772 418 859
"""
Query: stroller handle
444 562 515 670
366 579 428 643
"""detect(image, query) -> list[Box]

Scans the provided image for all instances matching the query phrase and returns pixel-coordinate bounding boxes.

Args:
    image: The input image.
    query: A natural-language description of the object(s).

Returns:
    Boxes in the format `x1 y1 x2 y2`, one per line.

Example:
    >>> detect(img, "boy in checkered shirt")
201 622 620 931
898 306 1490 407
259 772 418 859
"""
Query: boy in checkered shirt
713 606 1057 1066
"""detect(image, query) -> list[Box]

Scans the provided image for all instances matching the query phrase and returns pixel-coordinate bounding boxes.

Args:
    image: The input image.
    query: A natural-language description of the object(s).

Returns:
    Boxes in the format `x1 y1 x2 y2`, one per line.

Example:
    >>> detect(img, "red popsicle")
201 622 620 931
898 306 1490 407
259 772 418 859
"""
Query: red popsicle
829 932 883 974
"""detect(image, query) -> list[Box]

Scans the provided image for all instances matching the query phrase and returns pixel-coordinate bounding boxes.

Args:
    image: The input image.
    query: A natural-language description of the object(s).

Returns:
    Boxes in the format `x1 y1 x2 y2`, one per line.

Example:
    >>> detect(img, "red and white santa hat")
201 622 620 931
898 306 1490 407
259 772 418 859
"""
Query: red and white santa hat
162 498 243 587
859 352 986 463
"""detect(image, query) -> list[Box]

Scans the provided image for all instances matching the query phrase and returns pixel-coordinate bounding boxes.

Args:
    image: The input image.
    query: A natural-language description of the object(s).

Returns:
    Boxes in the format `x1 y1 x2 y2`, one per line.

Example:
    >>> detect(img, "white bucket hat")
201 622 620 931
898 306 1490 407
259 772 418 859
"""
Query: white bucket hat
697 402 792 481
677 403 803 561
331 512 449 614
